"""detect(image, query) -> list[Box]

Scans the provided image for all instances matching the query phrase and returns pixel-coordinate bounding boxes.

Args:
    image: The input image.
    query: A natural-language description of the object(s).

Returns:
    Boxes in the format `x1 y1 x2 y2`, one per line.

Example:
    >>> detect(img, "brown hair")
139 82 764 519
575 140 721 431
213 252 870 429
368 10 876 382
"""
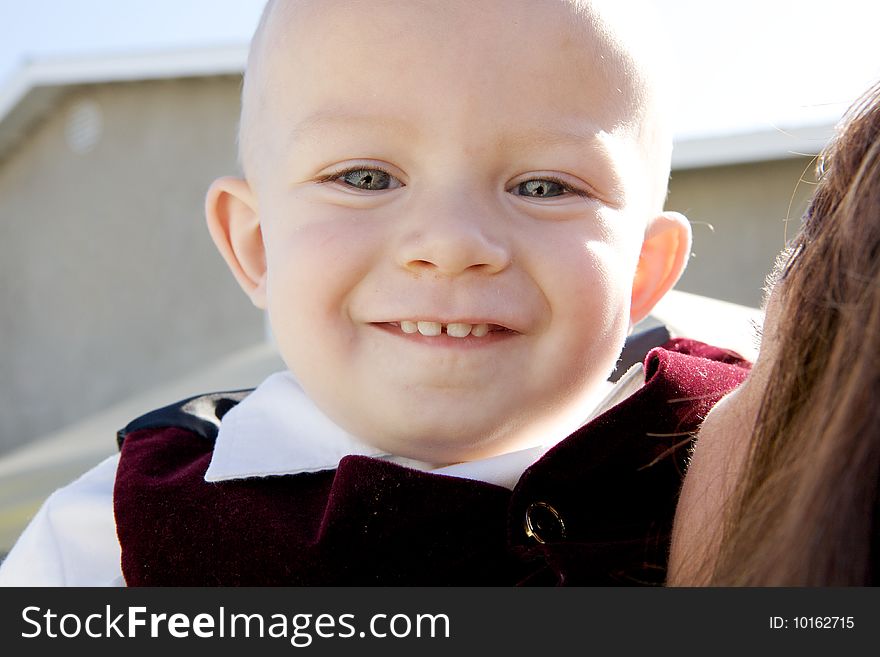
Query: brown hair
711 83 880 585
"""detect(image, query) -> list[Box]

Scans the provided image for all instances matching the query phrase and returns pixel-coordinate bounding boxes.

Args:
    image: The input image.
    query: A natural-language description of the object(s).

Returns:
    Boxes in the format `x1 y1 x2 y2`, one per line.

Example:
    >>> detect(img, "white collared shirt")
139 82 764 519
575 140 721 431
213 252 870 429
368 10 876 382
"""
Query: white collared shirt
0 368 640 587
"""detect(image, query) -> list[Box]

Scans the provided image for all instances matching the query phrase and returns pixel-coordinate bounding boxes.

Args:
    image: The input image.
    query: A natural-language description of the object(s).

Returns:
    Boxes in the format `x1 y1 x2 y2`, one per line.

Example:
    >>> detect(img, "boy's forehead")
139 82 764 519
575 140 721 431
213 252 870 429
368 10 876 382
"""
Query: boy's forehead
250 0 649 118
260 2 640 78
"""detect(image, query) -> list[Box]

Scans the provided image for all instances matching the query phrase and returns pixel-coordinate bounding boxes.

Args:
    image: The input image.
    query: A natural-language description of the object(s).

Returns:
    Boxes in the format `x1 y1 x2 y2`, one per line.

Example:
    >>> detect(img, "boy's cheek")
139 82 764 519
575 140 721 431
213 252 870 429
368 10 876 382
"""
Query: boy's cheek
546 239 633 312
265 215 382 282
544 246 634 369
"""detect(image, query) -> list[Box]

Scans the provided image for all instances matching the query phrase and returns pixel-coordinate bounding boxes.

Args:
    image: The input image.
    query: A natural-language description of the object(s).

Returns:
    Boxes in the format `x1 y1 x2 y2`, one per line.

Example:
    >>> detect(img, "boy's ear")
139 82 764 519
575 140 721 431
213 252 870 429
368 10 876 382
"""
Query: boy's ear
205 176 267 309
630 211 692 325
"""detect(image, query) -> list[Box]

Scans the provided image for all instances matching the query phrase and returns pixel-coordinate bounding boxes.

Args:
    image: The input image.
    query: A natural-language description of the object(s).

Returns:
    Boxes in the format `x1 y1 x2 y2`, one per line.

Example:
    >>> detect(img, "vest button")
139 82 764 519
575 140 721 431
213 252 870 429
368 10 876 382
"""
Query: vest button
524 501 566 544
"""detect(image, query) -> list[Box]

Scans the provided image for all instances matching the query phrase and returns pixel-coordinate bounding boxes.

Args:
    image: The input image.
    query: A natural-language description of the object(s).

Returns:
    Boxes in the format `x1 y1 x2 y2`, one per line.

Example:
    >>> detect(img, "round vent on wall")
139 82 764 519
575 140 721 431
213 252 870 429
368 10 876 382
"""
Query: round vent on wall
65 100 103 154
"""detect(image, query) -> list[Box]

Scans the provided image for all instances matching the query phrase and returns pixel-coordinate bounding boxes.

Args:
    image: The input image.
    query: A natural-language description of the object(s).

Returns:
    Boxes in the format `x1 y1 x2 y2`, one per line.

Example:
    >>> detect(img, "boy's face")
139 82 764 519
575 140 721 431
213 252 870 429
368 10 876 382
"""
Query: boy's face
209 0 689 463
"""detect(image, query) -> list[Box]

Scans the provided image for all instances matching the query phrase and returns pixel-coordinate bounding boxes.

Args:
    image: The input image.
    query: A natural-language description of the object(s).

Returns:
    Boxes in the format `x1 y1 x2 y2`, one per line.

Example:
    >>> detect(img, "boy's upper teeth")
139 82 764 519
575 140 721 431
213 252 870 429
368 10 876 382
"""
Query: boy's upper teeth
399 320 493 337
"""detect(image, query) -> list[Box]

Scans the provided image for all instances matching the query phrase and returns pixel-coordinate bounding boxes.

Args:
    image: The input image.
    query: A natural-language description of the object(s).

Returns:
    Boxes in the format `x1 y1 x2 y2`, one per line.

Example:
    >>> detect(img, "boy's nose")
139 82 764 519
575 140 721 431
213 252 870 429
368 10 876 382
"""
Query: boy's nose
394 203 512 276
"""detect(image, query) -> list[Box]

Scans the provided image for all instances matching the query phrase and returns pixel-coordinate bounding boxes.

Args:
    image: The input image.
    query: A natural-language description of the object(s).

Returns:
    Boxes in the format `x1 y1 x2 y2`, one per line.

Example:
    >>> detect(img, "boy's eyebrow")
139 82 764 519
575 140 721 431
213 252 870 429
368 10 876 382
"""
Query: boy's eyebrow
497 122 609 151
287 108 419 145
288 108 617 154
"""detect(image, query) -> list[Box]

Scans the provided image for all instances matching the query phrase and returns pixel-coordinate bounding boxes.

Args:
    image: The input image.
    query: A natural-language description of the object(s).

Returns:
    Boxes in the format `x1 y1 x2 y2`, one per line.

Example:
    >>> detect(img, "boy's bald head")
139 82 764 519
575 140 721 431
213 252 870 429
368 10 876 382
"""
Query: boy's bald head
237 0 673 211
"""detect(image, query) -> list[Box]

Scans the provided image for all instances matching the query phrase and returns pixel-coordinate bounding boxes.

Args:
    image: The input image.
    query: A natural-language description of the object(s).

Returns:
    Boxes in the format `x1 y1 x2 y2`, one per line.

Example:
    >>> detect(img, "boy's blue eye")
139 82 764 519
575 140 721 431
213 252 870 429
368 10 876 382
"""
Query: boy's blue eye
515 179 568 198
339 168 400 190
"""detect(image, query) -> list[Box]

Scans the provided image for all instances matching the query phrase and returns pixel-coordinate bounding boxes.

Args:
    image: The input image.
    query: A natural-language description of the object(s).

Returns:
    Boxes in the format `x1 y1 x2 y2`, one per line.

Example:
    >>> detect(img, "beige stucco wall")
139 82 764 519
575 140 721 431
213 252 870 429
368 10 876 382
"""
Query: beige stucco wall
667 158 817 308
0 77 264 454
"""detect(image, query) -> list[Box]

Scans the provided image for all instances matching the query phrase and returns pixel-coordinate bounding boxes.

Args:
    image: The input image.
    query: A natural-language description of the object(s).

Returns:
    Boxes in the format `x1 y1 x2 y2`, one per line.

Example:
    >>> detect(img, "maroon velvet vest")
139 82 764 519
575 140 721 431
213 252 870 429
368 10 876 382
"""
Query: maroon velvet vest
114 339 750 586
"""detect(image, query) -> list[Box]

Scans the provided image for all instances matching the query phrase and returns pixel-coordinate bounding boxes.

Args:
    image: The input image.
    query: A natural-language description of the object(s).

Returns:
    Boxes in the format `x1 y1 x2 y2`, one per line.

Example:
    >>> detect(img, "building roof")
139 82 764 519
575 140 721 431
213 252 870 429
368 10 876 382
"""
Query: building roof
0 47 247 161
0 46 837 169
672 122 836 170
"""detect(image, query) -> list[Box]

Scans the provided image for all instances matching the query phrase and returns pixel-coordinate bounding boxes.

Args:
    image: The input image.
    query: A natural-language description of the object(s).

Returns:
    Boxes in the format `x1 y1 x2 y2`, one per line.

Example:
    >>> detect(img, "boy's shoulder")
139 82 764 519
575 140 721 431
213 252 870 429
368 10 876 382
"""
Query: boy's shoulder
0 453 122 586
116 389 252 448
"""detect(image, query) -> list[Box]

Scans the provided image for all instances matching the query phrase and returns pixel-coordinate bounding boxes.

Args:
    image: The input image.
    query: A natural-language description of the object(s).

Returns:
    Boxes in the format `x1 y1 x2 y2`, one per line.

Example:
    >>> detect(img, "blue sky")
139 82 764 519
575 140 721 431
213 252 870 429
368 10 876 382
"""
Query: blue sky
1 0 878 137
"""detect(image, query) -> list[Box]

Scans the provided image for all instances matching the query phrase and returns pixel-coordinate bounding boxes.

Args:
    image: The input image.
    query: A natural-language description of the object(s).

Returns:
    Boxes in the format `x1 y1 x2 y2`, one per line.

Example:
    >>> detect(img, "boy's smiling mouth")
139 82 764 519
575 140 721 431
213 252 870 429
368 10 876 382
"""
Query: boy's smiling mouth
373 320 517 343
396 320 506 338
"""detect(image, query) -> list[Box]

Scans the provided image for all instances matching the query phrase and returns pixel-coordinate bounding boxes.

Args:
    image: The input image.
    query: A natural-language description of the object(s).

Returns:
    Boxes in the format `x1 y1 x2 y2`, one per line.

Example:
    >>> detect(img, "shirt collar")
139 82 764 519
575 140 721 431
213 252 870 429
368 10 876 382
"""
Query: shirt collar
204 367 641 490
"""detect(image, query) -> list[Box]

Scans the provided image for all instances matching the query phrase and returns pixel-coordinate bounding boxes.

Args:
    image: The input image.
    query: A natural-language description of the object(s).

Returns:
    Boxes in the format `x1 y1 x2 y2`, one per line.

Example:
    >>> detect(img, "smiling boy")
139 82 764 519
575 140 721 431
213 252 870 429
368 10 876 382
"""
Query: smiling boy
0 0 750 586
208 0 690 464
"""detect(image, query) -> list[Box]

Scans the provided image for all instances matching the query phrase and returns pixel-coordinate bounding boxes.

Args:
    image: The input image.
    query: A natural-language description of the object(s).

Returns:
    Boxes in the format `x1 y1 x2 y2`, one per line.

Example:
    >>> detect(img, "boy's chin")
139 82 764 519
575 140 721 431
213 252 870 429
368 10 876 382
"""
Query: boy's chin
344 394 598 465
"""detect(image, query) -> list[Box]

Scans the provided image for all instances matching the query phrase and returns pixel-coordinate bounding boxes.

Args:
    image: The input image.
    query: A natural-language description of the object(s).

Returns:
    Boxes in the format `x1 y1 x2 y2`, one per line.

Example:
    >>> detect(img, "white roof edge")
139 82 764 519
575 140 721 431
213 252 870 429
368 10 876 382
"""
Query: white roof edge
0 46 248 127
671 122 838 170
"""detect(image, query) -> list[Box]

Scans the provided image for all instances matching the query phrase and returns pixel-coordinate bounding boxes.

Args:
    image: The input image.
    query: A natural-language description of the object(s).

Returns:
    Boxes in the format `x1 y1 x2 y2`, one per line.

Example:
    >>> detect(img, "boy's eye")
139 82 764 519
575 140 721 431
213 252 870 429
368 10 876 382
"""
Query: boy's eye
338 168 402 190
514 179 569 198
